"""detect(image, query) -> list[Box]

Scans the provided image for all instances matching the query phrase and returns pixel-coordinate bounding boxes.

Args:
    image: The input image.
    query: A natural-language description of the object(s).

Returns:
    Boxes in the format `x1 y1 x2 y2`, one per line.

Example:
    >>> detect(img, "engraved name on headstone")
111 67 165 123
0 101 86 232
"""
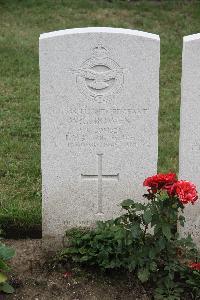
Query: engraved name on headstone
40 27 160 238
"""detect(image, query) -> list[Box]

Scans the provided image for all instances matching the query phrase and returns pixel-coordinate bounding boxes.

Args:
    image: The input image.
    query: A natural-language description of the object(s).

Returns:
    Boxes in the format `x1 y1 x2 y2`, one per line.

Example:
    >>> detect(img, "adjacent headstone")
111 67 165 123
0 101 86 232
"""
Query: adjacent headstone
179 34 200 247
40 27 160 239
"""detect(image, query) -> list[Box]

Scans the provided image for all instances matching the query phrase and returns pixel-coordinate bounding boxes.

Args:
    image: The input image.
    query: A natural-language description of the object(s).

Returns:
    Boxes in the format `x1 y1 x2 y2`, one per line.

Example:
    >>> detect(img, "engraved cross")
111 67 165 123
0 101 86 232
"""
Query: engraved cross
81 154 119 214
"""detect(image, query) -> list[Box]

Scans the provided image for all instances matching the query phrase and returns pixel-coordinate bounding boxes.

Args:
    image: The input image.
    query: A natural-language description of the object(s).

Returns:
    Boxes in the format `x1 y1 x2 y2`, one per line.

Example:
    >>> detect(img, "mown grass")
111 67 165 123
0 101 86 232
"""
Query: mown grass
1 0 200 229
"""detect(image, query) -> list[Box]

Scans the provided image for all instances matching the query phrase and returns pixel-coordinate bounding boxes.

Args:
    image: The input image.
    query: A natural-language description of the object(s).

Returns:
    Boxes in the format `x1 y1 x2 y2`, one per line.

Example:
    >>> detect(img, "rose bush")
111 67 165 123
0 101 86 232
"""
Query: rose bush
60 173 200 299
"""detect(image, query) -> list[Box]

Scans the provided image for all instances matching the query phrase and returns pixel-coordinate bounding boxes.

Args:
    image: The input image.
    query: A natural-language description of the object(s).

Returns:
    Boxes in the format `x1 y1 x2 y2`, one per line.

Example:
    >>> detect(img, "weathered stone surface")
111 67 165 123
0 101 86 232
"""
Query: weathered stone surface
179 33 200 247
40 27 160 237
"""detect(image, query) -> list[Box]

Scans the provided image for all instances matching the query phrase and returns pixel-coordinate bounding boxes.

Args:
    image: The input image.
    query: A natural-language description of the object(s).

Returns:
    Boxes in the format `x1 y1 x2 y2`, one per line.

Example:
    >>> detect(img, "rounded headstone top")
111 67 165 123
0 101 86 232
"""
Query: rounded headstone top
39 27 160 41
184 33 200 43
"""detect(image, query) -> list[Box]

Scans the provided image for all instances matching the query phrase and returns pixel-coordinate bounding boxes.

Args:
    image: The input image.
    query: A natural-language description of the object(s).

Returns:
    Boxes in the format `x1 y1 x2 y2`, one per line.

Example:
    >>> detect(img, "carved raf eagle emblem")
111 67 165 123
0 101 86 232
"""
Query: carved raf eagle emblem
75 68 118 90
73 44 124 102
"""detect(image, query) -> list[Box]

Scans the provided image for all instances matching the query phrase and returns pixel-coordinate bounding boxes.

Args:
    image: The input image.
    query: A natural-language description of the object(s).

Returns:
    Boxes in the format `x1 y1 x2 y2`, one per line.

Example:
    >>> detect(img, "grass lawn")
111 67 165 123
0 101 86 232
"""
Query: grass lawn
1 0 200 231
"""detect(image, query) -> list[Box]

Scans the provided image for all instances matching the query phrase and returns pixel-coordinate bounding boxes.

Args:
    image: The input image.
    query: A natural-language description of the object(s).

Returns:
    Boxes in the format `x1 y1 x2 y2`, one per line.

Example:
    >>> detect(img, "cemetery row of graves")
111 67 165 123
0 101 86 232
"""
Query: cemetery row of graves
1 0 197 235
1 1 200 299
1 26 200 299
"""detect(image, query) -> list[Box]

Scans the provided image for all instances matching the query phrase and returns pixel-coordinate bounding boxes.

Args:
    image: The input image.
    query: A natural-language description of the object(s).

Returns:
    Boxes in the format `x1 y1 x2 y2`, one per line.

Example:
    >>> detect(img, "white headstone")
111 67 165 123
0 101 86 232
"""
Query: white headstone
40 27 160 239
179 33 200 247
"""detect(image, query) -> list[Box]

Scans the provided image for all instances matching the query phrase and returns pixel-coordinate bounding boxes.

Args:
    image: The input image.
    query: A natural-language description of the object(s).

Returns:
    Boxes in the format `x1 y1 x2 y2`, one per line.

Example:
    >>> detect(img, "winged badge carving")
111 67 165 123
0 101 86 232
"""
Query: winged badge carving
73 44 124 101
76 68 117 90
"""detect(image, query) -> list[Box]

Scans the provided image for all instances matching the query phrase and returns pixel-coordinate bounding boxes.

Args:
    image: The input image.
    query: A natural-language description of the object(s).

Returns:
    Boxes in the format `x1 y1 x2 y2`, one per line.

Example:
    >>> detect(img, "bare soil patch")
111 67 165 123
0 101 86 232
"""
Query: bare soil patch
1 239 149 300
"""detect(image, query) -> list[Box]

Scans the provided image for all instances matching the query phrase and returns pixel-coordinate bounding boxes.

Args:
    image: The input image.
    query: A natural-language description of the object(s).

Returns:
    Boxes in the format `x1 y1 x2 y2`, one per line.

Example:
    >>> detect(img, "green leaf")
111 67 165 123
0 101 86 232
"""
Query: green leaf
0 272 7 283
150 262 157 272
162 223 172 240
148 248 156 259
0 282 14 294
79 247 87 254
121 199 135 209
0 260 10 271
143 209 152 224
157 237 166 250
137 268 150 283
134 203 145 211
79 255 89 262
131 223 141 238
0 243 15 260
127 260 136 271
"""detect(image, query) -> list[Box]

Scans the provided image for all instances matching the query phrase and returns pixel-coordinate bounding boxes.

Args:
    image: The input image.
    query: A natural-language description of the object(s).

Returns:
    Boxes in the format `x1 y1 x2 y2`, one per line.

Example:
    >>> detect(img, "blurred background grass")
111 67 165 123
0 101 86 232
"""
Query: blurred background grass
1 0 200 230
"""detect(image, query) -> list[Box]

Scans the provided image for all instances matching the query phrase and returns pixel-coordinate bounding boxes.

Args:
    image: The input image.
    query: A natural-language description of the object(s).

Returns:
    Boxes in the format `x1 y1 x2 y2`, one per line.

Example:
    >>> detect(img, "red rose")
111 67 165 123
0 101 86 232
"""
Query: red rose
189 262 200 271
143 173 177 194
170 180 198 205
